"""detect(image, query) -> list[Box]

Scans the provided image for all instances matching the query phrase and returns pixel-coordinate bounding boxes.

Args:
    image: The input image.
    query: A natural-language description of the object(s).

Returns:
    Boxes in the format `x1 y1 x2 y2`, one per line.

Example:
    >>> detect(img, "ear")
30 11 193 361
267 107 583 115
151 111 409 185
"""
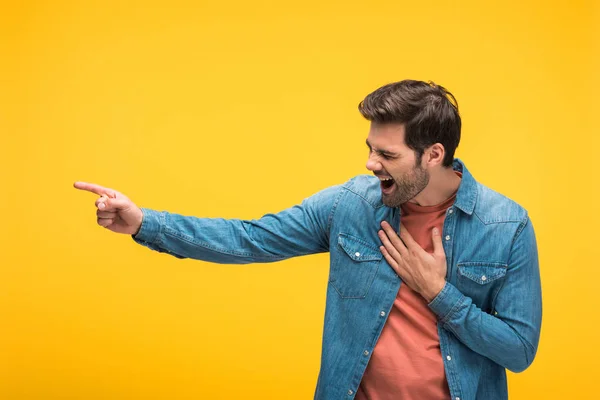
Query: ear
425 143 445 167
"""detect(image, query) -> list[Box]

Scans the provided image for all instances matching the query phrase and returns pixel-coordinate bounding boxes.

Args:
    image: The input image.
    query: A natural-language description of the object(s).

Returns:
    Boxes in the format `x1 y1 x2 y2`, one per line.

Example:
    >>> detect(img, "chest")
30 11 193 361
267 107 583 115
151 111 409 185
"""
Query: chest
328 204 510 311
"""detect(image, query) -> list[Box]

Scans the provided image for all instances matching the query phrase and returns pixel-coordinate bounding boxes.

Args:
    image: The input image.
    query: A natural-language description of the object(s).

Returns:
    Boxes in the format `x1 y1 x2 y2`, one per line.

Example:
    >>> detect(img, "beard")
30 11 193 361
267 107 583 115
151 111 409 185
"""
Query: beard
381 163 430 207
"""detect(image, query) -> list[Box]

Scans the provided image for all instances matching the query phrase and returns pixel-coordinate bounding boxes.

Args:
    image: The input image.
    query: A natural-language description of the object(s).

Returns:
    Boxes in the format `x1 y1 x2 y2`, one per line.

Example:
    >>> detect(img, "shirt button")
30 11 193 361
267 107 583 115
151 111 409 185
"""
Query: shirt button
456 398 461 400
363 350 369 356
445 235 451 241
448 208 453 214
355 252 361 257
348 389 353 395
446 355 452 361
380 311 386 317
481 275 487 281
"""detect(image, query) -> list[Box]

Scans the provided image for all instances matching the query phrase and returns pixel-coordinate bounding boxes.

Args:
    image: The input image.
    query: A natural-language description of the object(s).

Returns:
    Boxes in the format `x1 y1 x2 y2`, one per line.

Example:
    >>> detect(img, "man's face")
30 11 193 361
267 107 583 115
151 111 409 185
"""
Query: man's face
365 123 429 207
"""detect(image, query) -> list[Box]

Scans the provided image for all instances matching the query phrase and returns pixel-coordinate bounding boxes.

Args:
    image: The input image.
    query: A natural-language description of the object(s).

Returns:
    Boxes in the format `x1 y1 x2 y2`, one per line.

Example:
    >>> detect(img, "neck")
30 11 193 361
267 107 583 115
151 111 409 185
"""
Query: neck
409 167 461 206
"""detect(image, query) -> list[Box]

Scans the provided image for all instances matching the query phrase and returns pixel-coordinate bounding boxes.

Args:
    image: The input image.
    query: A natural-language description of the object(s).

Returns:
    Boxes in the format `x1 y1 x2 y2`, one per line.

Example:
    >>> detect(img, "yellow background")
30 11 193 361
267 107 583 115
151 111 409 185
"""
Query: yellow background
1 0 598 399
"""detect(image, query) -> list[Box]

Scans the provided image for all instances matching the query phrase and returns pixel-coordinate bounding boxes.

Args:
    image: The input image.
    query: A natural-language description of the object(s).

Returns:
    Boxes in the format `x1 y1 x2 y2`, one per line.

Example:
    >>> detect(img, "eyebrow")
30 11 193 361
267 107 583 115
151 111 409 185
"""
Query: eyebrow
365 139 399 156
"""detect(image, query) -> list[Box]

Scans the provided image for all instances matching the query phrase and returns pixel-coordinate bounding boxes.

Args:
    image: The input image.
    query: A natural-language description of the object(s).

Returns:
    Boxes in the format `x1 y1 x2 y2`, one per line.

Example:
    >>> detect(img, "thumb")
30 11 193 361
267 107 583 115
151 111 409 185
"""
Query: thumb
432 227 445 257
97 196 131 211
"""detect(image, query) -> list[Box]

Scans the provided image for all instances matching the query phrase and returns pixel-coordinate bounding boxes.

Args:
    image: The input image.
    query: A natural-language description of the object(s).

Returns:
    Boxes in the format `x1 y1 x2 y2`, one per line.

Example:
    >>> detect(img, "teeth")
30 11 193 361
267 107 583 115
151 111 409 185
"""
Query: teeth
379 177 393 181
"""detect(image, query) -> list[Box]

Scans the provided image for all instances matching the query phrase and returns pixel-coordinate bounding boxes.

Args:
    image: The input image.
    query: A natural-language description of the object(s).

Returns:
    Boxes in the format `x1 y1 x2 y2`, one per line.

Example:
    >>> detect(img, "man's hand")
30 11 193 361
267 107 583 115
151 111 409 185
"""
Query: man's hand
74 182 144 235
378 221 447 302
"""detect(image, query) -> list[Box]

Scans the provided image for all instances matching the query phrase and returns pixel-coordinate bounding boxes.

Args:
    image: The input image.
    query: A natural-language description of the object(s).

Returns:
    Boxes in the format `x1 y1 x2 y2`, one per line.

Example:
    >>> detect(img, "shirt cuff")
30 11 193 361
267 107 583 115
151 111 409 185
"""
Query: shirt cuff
428 281 466 322
132 208 162 244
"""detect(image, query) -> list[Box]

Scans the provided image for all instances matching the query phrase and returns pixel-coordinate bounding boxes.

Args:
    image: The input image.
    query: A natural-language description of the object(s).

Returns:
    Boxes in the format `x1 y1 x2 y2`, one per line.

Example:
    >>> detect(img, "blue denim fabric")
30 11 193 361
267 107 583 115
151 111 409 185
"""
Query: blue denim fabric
133 159 542 400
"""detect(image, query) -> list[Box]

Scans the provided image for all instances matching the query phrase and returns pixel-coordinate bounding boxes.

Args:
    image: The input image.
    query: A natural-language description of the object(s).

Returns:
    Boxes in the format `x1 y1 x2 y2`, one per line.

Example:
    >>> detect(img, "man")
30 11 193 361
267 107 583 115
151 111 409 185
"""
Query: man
75 80 542 399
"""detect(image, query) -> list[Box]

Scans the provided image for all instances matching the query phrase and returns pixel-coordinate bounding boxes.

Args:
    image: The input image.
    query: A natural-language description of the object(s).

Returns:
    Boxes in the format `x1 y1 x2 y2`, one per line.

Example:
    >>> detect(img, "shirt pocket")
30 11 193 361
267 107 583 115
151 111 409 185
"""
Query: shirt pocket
330 233 382 299
456 261 507 311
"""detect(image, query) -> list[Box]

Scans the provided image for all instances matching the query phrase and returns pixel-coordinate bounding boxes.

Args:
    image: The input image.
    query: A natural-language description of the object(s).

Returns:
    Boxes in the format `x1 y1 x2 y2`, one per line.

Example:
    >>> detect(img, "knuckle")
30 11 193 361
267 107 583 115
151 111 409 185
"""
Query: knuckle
97 217 112 226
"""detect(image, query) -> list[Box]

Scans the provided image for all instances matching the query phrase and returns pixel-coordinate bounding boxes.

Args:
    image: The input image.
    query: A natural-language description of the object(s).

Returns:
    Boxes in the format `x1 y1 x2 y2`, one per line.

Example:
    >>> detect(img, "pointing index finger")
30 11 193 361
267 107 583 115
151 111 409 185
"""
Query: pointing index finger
73 181 116 198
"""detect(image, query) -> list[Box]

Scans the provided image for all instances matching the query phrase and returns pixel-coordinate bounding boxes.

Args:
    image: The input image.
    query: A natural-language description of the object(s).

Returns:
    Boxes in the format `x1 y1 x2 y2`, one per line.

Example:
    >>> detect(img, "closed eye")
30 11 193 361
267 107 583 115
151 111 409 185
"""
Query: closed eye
366 140 397 160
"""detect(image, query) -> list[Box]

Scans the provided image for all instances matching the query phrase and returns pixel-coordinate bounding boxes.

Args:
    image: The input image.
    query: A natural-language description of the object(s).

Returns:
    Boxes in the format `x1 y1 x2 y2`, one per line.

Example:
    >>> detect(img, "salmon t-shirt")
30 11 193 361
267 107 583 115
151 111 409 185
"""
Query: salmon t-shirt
356 191 458 400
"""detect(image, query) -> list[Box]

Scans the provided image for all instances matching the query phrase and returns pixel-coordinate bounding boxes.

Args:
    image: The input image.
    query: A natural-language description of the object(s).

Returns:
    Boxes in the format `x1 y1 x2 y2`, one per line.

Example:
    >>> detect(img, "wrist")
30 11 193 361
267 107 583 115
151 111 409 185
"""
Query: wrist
423 279 446 303
132 208 144 236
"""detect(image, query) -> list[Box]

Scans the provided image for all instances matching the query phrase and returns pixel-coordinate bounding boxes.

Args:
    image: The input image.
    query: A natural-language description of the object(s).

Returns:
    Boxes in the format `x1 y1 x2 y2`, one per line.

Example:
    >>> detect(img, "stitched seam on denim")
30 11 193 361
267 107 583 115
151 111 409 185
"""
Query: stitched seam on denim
455 177 476 214
490 285 502 313
136 208 149 243
494 215 532 362
156 211 166 247
326 186 344 236
503 215 529 284
338 233 383 254
341 186 384 209
494 267 511 310
473 210 522 225
457 263 507 283
330 283 367 299
362 263 380 298
429 284 449 313
467 182 478 212
337 242 382 262
459 271 506 284
163 228 285 260
440 331 463 399
331 244 381 298
431 285 453 321
511 214 529 247
442 293 466 325
473 210 485 224
141 209 161 245
346 342 371 396
457 261 508 267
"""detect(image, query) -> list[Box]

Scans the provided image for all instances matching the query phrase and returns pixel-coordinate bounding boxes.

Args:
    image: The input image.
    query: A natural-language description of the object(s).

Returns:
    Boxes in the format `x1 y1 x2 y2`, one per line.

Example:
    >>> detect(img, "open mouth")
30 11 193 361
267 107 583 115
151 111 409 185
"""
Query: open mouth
379 177 396 193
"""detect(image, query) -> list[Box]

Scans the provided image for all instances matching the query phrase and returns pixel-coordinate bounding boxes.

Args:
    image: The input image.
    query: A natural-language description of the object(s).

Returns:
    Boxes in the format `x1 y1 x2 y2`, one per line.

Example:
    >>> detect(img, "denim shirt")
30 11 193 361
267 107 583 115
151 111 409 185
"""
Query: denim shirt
133 159 542 400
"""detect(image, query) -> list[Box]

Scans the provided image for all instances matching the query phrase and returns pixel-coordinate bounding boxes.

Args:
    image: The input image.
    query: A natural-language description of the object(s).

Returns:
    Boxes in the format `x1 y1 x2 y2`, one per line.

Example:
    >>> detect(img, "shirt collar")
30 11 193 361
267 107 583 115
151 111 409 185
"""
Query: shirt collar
452 158 477 215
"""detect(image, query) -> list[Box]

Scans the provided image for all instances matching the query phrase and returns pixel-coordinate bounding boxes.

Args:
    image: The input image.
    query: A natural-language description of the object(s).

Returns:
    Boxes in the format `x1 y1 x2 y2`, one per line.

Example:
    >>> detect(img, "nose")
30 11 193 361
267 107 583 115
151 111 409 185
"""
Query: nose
366 156 382 172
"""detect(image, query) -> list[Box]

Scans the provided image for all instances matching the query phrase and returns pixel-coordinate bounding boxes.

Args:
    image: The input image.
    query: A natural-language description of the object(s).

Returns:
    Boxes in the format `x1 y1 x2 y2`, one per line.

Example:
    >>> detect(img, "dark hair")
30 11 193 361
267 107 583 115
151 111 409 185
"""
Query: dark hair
358 80 461 167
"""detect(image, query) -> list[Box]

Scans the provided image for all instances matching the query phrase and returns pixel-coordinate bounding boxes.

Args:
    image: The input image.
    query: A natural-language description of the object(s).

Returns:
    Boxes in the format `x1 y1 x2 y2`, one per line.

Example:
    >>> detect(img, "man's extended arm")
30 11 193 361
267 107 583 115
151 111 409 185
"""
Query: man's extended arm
132 185 342 263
